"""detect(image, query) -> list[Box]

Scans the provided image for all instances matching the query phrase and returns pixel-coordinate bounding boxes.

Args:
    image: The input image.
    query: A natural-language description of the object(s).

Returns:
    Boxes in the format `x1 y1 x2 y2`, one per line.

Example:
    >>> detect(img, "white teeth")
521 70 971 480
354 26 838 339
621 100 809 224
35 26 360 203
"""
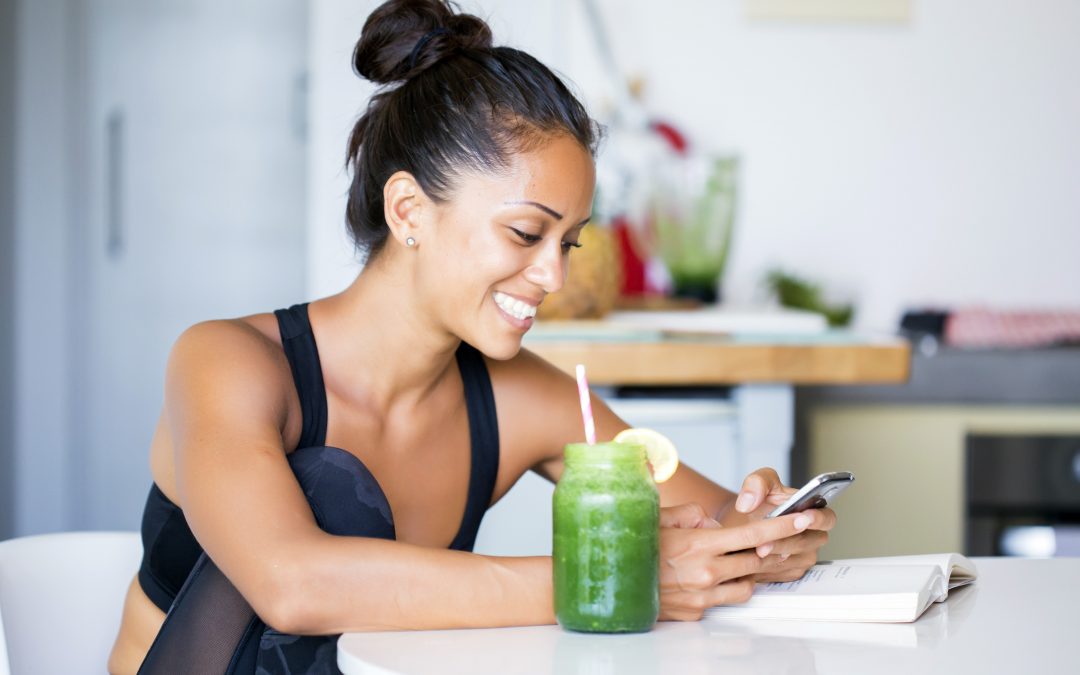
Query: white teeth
493 291 537 321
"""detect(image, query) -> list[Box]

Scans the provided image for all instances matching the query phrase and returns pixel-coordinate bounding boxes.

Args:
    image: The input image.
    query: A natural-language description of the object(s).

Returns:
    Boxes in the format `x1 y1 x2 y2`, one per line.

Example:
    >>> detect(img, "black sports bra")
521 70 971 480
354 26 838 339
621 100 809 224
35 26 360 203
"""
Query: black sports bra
136 303 501 613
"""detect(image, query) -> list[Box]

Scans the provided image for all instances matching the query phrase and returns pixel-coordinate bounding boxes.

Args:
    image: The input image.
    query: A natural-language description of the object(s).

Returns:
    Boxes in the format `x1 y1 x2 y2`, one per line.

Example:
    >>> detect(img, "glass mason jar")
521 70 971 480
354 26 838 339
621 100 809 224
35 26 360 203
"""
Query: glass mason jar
553 442 660 633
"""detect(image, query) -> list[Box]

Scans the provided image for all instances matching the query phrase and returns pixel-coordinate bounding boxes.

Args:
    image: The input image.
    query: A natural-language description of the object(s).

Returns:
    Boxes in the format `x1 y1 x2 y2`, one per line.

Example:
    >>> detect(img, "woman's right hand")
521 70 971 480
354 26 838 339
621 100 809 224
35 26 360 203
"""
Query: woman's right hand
657 503 813 621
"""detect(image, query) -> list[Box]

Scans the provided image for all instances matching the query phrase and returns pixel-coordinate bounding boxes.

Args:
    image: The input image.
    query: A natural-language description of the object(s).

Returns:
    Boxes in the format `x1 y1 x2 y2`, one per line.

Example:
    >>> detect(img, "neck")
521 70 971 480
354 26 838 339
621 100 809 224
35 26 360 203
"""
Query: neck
309 254 461 416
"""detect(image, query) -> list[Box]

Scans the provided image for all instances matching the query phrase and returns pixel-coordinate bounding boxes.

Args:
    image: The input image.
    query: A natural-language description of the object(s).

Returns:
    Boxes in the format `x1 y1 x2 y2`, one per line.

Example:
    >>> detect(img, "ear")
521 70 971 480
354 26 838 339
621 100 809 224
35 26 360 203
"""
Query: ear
382 170 428 247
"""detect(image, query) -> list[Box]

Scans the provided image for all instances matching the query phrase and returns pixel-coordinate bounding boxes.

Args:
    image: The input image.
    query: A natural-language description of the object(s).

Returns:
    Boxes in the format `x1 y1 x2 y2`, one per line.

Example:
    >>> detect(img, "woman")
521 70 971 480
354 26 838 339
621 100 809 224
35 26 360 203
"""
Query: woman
108 1 835 673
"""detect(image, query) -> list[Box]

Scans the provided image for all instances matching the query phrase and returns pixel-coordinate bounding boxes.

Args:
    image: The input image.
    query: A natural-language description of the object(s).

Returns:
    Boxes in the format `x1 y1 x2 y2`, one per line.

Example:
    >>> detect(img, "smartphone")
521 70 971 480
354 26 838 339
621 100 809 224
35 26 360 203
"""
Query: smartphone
765 471 854 519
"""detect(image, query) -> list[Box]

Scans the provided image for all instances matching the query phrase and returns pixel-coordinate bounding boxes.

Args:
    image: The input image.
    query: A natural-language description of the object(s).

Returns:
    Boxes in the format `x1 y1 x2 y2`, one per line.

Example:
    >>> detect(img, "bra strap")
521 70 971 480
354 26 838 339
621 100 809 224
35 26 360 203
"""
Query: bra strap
274 304 328 448
450 341 501 551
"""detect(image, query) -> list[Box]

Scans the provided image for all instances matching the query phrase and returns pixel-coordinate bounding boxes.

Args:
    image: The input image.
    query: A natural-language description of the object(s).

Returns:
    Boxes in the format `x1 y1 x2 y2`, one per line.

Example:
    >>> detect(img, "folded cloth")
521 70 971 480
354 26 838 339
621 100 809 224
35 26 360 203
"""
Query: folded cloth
945 308 1080 349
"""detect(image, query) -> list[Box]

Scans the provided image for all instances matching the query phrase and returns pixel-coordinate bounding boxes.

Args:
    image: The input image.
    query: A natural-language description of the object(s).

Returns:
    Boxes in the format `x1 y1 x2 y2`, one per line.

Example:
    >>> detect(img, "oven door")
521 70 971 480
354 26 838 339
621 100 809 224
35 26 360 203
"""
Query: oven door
966 434 1080 556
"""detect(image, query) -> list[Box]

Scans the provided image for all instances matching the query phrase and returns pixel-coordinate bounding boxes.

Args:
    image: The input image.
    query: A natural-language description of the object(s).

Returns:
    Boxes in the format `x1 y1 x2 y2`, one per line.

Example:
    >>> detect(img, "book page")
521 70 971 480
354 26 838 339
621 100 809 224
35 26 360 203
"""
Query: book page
826 553 978 587
752 564 936 601
704 554 982 623
705 564 943 622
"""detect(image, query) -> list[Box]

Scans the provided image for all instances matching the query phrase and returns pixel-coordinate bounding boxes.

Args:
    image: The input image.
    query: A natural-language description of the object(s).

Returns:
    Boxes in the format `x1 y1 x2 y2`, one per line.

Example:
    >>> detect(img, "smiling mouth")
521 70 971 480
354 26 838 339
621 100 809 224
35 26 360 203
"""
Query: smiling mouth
492 291 538 321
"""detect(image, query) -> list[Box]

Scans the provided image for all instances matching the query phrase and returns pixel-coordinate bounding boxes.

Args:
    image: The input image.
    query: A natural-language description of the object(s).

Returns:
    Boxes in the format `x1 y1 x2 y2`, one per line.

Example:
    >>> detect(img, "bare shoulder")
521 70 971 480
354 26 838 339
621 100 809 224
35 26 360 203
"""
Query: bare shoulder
170 315 285 375
481 347 591 468
165 315 294 431
483 347 632 482
482 346 582 418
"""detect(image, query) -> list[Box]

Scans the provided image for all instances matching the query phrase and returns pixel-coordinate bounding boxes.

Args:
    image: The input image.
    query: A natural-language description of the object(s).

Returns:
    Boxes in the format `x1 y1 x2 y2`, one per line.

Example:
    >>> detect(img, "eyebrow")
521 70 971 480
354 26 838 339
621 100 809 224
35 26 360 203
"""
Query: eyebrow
504 200 591 227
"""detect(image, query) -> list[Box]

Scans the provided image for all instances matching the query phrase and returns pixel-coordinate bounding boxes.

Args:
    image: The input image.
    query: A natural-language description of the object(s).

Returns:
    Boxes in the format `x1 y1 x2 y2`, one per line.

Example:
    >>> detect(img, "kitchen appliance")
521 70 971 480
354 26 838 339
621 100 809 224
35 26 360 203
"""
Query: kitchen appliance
966 434 1080 557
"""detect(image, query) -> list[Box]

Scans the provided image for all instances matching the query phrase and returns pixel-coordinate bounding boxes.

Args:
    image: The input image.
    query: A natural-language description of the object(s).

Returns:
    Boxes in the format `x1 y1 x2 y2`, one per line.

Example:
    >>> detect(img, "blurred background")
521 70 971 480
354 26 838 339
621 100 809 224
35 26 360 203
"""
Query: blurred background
2 1 1078 559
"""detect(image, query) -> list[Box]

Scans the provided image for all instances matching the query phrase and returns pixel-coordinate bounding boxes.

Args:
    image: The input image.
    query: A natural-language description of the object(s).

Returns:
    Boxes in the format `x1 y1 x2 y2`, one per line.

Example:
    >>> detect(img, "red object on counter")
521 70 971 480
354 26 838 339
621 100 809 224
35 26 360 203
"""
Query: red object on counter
612 117 690 297
613 216 646 295
650 120 689 155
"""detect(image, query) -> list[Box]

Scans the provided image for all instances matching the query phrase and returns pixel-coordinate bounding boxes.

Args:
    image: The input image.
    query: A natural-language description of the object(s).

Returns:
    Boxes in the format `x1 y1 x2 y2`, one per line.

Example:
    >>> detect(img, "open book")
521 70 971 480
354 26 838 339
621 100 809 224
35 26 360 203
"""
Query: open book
705 553 977 623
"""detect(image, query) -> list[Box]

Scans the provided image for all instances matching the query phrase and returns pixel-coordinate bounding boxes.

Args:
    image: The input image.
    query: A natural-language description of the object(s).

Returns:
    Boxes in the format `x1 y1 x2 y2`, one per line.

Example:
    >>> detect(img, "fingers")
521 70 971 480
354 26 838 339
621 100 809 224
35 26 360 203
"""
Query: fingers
735 467 782 513
659 578 757 622
707 577 757 607
661 551 764 592
660 502 722 529
657 497 839 623
757 529 828 558
752 551 818 583
764 485 798 506
752 506 836 556
697 512 813 555
812 507 838 532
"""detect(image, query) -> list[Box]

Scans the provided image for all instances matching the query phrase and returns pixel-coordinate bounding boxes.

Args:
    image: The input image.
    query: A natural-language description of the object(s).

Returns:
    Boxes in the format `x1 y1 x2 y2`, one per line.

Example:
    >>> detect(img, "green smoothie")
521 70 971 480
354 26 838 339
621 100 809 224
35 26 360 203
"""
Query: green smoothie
553 442 660 632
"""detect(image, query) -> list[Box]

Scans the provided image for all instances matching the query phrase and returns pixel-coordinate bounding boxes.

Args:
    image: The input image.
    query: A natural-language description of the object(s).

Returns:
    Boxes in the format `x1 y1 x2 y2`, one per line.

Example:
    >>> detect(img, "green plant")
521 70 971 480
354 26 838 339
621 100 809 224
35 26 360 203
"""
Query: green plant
765 269 854 327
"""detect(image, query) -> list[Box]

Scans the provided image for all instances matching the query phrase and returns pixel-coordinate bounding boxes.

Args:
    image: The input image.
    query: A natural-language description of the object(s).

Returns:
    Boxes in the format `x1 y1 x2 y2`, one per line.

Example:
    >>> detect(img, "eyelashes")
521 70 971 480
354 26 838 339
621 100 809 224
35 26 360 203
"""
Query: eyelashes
510 227 582 252
510 228 542 244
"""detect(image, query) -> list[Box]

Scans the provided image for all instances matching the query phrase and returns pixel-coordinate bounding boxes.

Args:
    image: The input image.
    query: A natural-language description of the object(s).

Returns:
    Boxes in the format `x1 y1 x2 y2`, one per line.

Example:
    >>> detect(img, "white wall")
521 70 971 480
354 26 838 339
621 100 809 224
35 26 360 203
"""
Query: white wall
309 0 1080 329
306 0 371 297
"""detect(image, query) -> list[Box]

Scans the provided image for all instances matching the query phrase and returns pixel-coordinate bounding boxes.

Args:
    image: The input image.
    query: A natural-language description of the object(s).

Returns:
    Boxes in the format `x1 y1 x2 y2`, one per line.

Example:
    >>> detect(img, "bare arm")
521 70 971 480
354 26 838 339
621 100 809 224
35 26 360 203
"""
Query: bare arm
167 322 553 635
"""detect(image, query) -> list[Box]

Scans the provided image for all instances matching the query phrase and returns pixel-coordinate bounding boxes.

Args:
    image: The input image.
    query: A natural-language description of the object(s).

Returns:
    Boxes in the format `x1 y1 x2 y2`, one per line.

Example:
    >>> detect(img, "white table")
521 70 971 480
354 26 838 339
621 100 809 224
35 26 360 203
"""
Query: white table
338 558 1079 674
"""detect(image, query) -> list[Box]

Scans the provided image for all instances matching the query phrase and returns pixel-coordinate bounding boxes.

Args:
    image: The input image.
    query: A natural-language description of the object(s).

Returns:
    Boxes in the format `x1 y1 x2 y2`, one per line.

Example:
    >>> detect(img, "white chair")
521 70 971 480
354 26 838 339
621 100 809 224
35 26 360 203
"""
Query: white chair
0 531 142 675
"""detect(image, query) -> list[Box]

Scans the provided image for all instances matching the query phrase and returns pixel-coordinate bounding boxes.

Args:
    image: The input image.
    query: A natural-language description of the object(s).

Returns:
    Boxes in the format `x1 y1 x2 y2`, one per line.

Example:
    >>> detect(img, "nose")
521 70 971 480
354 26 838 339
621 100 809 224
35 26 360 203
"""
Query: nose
522 240 567 295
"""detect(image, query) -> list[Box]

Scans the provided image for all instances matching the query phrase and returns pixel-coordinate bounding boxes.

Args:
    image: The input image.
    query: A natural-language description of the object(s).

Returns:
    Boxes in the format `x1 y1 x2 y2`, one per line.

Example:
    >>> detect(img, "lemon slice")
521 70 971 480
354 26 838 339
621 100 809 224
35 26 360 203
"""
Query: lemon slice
614 428 679 483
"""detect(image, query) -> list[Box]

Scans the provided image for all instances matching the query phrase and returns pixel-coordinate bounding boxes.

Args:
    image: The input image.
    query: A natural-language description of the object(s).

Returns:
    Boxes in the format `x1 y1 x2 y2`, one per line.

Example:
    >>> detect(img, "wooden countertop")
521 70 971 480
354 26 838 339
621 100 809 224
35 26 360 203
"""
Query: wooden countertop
522 323 911 386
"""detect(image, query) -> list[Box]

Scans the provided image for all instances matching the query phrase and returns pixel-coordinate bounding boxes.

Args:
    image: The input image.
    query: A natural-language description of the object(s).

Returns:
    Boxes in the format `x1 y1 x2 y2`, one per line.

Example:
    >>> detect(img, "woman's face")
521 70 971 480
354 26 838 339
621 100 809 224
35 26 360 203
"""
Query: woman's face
418 134 596 360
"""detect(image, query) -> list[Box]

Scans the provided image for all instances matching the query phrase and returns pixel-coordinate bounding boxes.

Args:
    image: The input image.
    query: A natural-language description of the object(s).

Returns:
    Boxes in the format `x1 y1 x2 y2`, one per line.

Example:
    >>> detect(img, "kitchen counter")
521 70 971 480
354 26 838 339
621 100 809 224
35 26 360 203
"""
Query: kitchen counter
523 314 910 386
796 346 1080 404
338 557 1077 675
526 330 910 386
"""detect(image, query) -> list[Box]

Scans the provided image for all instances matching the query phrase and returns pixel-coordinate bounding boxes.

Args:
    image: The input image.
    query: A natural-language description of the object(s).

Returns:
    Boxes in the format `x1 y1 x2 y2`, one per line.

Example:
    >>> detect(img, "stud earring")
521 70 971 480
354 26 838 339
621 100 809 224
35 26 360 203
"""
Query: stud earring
406 236 416 247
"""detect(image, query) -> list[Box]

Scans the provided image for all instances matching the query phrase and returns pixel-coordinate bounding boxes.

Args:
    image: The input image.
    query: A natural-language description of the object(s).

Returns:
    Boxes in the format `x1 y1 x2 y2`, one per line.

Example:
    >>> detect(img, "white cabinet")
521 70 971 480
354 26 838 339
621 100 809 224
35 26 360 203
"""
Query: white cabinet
14 0 308 534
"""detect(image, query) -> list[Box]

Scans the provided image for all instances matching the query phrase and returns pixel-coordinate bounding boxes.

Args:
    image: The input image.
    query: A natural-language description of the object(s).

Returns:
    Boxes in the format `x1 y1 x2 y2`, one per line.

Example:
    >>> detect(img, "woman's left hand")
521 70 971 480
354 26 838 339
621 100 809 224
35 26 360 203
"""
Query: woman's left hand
728 467 837 583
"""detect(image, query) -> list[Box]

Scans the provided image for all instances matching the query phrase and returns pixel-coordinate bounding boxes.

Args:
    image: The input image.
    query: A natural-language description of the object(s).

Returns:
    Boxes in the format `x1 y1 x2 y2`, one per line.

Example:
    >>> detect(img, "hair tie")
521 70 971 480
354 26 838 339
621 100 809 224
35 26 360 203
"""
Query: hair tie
408 27 452 71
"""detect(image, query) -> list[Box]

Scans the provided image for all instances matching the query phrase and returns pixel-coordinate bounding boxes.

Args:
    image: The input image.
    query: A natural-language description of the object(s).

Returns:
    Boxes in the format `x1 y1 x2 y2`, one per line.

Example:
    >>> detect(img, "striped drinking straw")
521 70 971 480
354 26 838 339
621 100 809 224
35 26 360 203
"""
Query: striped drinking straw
575 364 597 445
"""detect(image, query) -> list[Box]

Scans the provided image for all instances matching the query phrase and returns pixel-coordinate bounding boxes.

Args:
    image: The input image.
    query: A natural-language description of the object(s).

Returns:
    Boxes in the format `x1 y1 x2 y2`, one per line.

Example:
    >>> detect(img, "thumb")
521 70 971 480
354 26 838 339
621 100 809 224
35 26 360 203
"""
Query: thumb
735 468 782 513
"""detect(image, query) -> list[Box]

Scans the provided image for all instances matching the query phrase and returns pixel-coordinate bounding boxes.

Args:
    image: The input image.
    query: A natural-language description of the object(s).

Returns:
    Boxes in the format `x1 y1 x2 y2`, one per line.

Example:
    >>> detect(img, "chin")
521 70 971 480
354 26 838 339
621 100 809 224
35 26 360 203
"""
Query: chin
469 335 523 361
456 306 531 360
460 322 524 361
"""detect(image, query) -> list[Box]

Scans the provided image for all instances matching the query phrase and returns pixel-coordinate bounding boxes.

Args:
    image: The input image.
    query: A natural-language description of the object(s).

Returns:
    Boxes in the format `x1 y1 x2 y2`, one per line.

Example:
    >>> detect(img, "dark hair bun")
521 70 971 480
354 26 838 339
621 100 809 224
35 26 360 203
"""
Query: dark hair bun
353 0 493 84
344 0 600 262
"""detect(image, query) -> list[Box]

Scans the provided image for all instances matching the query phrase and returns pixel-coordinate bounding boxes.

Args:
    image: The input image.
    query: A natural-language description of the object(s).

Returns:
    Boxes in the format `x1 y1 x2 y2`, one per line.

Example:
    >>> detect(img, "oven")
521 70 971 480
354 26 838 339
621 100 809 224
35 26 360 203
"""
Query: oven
966 434 1080 557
